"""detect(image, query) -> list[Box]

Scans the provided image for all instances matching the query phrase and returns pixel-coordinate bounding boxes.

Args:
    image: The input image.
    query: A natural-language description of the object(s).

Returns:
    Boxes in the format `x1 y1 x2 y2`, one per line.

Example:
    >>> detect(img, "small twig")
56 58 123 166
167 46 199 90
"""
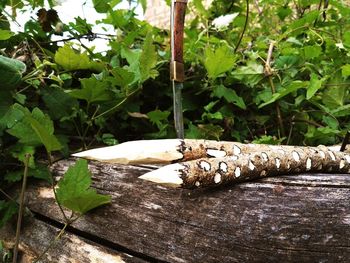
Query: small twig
340 131 350 152
0 188 16 202
12 153 31 263
264 41 285 138
234 0 249 53
254 0 263 16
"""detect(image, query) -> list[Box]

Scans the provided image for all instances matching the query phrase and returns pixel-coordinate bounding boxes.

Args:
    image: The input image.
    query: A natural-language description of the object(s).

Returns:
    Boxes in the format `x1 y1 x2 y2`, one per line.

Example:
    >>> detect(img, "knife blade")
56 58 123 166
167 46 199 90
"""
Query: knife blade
171 0 187 139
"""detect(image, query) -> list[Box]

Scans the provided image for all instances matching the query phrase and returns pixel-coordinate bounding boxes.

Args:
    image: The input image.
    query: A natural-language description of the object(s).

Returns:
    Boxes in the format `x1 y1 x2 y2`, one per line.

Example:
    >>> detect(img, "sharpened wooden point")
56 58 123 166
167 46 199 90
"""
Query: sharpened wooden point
72 139 184 164
139 163 184 187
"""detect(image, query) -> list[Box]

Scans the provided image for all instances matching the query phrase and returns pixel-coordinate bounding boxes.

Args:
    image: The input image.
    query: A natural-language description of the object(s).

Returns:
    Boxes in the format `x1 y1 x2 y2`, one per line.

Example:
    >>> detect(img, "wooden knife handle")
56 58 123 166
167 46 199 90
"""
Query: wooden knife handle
171 0 187 82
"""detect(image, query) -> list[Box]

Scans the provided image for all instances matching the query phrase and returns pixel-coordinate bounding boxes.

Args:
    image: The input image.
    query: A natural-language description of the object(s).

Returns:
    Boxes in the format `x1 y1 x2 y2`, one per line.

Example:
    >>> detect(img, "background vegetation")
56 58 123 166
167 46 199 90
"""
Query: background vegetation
1 0 350 250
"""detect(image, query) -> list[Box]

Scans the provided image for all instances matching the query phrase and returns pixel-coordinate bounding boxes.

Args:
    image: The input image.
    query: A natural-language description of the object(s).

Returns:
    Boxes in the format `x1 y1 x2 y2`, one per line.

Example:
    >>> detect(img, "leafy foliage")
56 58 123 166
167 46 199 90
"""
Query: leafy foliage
1 0 350 229
56 159 111 214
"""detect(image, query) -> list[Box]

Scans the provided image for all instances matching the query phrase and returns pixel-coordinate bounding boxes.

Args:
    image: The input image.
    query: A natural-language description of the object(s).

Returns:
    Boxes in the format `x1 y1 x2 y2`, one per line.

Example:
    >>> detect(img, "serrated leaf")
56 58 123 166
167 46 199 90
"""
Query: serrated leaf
6 104 62 152
140 31 158 82
54 44 103 71
231 61 264 86
303 45 322 59
110 67 135 88
259 81 306 108
204 44 237 79
56 159 111 214
322 86 347 109
69 77 112 103
42 87 78 120
147 109 170 130
212 85 246 109
306 73 323 100
28 110 62 152
0 55 26 89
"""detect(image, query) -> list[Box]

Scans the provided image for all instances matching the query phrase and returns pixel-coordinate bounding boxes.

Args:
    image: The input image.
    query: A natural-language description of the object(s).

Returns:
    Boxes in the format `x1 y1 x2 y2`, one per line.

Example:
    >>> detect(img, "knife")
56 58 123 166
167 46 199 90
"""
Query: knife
171 0 187 139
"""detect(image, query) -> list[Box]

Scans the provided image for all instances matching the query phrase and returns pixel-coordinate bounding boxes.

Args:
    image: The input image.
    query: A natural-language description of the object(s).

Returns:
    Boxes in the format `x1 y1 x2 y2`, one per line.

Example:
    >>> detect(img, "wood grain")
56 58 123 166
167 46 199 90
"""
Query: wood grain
12 158 350 262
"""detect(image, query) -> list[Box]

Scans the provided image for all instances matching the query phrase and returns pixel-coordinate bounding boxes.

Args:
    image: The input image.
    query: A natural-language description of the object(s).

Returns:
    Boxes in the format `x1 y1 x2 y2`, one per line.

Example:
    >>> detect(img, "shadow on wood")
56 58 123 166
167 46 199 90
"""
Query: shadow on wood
1 158 350 262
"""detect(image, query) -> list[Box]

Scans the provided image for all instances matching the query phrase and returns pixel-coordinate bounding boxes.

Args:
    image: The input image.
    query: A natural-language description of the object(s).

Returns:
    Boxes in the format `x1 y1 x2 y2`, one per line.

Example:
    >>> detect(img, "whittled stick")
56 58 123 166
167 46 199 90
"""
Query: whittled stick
72 139 347 164
139 146 350 188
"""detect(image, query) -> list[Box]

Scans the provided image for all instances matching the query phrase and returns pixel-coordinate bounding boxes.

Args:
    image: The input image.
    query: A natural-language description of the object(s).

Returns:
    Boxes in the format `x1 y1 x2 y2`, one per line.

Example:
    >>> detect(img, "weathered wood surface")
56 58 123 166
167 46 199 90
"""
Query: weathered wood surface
9 158 350 262
0 216 145 263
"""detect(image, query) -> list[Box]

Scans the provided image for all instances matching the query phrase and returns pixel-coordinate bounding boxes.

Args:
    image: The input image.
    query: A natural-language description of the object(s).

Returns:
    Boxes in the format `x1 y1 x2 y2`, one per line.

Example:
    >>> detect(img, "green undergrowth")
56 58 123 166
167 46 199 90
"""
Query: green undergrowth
0 0 350 252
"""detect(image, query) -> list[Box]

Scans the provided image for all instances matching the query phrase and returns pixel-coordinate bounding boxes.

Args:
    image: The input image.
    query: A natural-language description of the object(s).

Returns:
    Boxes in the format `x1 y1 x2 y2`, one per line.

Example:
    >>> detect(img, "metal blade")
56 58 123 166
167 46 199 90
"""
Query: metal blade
173 80 184 139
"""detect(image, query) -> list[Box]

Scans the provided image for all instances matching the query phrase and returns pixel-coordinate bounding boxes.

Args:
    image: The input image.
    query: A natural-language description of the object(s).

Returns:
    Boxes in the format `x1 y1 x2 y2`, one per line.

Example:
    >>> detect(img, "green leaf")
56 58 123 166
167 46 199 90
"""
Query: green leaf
322 86 347 109
204 44 237 79
110 67 135 88
259 81 306 108
92 0 111 13
306 73 323 100
193 0 209 18
42 87 78 120
56 159 111 214
303 45 322 59
7 104 62 152
69 77 112 103
0 200 18 228
0 29 14 40
341 64 350 78
0 55 26 89
28 109 62 152
212 85 246 109
140 31 158 82
147 109 170 130
54 44 103 71
231 61 264 86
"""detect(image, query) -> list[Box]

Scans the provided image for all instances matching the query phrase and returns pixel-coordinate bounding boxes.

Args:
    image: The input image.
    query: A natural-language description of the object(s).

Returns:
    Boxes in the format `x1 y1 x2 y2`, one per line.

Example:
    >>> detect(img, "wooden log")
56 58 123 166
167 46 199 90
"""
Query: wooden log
0 216 146 263
14 159 350 262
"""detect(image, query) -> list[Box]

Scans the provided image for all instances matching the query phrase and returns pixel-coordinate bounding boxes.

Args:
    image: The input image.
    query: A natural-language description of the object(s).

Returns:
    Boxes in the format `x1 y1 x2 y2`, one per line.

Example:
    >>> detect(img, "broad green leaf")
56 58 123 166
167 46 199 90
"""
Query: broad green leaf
0 91 13 134
7 104 62 152
303 45 322 59
288 10 320 31
341 64 350 78
277 6 292 21
322 86 347 109
140 31 158 82
92 0 111 13
69 77 112 103
28 110 62 152
212 85 246 109
0 200 18 228
306 73 323 100
274 55 300 70
147 109 170 129
56 159 111 214
259 81 306 108
231 61 264 86
204 44 237 79
9 144 35 168
111 67 135 88
121 47 142 82
0 29 14 40
0 55 26 89
42 87 79 120
54 44 103 71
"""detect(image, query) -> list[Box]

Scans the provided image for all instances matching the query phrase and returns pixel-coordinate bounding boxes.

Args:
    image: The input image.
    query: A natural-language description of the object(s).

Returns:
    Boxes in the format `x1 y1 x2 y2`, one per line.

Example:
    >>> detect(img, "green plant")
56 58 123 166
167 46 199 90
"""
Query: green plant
1 0 350 253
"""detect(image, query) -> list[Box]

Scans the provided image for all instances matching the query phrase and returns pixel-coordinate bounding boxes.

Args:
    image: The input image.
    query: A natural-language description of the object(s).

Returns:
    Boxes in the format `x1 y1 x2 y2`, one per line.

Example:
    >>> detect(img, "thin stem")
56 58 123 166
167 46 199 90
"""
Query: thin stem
12 153 31 263
33 222 68 263
265 41 285 138
234 0 249 53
